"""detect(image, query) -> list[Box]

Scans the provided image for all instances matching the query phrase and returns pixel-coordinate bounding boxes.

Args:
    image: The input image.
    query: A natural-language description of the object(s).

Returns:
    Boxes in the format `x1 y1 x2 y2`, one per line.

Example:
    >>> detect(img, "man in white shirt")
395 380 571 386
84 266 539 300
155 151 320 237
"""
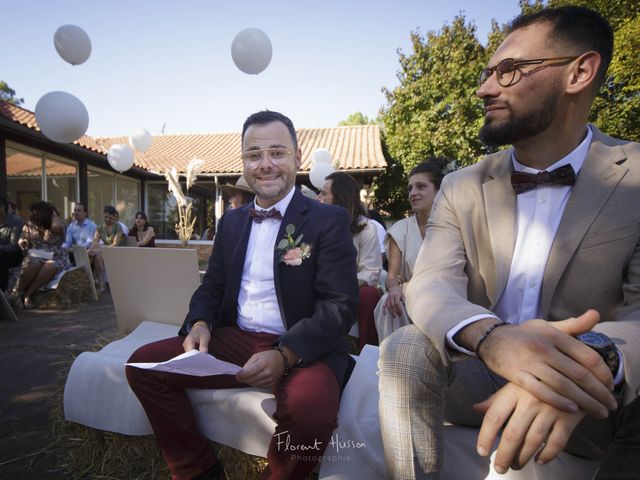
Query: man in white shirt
126 111 358 480
62 203 97 252
379 6 640 479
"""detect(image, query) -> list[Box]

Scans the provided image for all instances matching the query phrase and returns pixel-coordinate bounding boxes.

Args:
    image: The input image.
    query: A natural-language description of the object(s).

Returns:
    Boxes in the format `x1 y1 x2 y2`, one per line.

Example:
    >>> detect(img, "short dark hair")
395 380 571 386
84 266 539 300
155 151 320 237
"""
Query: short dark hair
508 6 613 90
325 171 367 234
103 205 117 216
409 157 453 190
241 110 298 150
75 203 87 213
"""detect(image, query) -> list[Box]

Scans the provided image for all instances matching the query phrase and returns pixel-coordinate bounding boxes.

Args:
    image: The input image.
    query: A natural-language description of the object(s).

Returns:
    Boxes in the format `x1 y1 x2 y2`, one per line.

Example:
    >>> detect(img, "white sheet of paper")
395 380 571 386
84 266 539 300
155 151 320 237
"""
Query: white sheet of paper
126 350 242 376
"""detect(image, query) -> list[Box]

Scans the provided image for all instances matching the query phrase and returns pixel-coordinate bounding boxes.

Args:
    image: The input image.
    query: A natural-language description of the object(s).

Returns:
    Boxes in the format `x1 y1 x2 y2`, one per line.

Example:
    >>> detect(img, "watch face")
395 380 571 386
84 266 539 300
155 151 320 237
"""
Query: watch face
576 331 612 349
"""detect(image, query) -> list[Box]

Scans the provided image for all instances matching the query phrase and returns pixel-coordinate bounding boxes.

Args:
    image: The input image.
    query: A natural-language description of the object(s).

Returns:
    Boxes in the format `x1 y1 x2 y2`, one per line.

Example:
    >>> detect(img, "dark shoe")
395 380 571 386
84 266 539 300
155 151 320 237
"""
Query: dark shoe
192 462 222 480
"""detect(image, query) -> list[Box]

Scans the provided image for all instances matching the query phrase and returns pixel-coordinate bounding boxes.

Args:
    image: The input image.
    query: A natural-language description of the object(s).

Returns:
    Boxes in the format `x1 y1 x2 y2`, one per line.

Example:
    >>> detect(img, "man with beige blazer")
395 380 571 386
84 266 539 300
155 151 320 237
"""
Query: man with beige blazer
378 6 640 479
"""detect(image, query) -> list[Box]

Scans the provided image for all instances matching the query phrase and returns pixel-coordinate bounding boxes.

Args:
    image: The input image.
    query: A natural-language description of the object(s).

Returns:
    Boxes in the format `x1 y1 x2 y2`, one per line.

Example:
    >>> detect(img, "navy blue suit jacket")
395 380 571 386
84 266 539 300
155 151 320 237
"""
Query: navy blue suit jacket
179 188 359 388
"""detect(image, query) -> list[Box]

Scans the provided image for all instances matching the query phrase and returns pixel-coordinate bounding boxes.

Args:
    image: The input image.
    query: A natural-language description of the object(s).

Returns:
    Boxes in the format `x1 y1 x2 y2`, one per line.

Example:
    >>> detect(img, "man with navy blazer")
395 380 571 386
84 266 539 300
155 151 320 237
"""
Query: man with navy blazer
127 110 358 480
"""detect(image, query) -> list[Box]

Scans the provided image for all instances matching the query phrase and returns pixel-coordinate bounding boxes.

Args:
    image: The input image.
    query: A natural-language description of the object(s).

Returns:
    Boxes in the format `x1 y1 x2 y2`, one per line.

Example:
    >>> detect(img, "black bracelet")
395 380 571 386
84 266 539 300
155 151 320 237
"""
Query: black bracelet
274 345 291 376
475 321 508 362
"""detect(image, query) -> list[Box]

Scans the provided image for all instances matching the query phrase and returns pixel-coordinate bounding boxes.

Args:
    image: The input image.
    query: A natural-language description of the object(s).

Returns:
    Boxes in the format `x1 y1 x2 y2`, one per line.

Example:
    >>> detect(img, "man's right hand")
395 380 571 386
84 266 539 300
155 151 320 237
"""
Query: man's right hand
473 310 617 418
183 323 210 353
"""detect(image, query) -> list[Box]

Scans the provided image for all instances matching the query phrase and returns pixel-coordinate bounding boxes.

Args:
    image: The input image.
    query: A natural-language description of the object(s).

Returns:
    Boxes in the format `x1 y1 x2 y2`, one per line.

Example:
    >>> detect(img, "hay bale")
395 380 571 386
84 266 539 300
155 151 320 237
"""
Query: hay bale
51 336 321 480
34 268 93 309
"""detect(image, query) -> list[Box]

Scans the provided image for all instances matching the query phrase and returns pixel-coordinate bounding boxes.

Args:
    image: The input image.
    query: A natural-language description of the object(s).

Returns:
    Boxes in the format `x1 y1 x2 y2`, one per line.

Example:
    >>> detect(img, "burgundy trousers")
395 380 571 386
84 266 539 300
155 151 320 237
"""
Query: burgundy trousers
125 326 340 480
356 286 381 352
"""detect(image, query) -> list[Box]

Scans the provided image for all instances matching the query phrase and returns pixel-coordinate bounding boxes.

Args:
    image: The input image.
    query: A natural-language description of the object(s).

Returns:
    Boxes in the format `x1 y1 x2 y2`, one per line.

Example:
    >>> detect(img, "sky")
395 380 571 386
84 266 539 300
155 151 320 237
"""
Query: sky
2 0 522 137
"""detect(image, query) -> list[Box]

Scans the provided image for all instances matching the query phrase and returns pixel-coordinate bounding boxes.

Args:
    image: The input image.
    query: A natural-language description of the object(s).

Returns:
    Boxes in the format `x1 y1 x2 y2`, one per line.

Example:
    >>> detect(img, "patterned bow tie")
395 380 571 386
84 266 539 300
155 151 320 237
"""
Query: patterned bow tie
248 207 282 223
510 164 576 194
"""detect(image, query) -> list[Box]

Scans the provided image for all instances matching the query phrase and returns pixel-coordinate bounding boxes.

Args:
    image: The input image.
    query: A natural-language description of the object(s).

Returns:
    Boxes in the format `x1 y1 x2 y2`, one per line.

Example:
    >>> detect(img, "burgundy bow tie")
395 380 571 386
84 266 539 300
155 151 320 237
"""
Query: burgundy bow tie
248 207 282 223
511 164 576 194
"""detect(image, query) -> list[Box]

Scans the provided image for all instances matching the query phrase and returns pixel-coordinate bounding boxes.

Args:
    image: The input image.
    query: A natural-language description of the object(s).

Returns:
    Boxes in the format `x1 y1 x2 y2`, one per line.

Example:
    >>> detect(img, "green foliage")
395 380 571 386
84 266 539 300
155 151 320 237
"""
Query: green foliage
338 112 376 126
377 1 640 217
381 16 488 172
0 81 23 105
545 0 640 142
370 138 410 218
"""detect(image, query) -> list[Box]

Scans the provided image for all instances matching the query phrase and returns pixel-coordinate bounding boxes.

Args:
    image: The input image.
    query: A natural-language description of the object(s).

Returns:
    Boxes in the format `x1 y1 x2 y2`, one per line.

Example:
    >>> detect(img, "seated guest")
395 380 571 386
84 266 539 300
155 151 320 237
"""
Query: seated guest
90 205 124 292
10 201 69 309
128 211 156 247
374 158 450 341
126 110 358 480
115 210 129 236
319 171 383 352
0 197 24 293
220 175 255 209
379 7 640 478
62 203 97 254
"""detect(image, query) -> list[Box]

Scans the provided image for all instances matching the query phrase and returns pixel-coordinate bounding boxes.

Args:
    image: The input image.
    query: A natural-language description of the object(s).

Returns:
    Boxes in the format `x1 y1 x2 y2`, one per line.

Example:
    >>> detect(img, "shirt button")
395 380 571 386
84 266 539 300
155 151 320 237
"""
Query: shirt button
529 282 536 288
540 198 546 204
536 241 542 247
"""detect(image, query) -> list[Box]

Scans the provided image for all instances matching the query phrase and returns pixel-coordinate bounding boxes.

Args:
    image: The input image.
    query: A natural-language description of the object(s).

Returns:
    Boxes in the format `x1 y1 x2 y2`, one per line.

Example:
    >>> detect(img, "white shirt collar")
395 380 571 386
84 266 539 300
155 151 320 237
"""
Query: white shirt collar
253 186 295 216
512 125 593 175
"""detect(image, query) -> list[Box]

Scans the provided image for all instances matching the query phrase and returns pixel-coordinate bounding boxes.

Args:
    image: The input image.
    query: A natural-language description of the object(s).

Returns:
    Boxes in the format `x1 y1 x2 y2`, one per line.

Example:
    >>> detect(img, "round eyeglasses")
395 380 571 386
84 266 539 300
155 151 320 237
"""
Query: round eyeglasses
479 56 579 87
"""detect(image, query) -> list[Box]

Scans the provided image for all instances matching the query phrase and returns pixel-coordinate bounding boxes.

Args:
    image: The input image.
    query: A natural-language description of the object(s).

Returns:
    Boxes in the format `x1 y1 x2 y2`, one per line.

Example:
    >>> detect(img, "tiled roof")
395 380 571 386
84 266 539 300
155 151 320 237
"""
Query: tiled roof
0 101 107 154
97 125 386 175
1 100 386 175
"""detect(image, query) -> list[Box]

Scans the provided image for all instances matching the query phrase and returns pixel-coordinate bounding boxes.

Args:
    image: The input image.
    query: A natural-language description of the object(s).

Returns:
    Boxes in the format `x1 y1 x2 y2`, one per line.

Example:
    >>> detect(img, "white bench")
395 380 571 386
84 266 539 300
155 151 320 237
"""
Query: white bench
63 246 600 478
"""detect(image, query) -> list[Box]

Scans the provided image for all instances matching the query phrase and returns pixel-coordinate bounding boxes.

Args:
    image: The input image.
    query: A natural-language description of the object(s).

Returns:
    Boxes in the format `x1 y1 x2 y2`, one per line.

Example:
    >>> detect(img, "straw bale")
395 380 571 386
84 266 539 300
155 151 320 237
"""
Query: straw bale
34 268 93 309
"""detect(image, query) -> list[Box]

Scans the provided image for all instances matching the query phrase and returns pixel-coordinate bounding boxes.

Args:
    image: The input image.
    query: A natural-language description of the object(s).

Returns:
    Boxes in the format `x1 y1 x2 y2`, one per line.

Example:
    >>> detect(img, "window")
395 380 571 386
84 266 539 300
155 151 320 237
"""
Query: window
5 145 79 221
87 167 140 227
45 157 78 221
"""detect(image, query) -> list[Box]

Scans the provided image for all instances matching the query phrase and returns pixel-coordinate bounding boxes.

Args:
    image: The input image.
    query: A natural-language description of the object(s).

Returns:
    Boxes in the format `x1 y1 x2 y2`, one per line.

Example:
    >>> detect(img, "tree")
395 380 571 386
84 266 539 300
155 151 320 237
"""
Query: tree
377 1 640 218
0 81 24 106
338 112 376 126
380 16 488 171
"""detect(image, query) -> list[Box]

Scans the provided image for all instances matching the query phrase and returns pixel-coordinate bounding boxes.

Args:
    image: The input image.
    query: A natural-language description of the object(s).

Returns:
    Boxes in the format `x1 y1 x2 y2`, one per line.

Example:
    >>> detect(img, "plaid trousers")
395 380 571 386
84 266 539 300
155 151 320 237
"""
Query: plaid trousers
378 325 640 479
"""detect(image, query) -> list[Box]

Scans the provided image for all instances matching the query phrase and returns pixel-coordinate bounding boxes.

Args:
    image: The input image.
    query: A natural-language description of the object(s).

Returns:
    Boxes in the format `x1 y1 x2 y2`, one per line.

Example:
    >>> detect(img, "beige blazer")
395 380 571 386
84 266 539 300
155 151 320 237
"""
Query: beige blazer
405 126 640 405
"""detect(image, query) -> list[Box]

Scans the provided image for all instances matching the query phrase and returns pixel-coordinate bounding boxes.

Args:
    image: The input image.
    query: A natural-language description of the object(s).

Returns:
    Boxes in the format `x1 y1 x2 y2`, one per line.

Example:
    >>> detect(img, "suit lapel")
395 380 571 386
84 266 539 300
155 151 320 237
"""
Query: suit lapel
226 206 254 303
540 132 628 315
482 150 517 305
273 189 309 325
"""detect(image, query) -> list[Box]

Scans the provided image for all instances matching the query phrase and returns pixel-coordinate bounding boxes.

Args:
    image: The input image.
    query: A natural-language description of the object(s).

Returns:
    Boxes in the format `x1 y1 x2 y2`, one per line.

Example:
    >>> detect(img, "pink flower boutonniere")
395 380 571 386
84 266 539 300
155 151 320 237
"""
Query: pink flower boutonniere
277 224 311 266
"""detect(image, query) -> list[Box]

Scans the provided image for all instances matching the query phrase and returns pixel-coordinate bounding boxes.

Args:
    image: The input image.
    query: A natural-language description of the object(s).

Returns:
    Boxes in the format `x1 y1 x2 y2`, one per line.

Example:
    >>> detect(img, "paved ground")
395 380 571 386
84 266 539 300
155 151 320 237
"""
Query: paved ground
0 293 119 479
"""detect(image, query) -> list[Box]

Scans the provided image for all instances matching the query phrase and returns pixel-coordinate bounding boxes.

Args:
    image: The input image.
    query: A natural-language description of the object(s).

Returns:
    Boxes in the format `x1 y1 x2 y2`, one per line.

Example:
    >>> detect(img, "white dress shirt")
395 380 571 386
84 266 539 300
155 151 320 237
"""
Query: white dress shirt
236 187 295 335
447 127 593 354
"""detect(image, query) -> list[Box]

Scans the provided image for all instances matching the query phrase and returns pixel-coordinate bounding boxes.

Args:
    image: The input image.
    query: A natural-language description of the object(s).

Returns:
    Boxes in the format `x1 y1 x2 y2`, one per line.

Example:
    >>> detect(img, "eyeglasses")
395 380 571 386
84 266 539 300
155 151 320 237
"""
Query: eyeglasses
242 147 292 169
479 56 579 87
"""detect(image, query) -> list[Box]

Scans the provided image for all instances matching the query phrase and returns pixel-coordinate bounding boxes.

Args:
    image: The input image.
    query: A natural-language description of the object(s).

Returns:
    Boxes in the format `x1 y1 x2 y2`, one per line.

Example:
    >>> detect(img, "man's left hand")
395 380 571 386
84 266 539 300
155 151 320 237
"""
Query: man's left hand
474 382 586 474
236 350 286 388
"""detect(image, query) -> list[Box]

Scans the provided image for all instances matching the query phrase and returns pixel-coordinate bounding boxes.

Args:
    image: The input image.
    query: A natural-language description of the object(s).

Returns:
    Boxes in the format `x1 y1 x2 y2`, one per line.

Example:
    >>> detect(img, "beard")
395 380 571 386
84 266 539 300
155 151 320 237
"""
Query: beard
479 86 561 148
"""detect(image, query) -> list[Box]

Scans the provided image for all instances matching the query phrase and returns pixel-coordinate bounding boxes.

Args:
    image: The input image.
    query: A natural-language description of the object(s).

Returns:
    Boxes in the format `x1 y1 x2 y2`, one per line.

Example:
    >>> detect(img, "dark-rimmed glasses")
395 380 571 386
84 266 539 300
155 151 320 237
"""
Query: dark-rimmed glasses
479 56 579 87
242 147 292 169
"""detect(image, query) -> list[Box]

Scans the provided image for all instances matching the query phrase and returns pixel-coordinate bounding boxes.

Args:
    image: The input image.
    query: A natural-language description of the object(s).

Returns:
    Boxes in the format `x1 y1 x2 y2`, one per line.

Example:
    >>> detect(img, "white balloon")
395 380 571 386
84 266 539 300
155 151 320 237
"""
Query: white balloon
54 25 92 66
312 148 332 164
35 91 89 144
129 128 152 152
231 28 273 75
107 144 135 173
309 162 335 190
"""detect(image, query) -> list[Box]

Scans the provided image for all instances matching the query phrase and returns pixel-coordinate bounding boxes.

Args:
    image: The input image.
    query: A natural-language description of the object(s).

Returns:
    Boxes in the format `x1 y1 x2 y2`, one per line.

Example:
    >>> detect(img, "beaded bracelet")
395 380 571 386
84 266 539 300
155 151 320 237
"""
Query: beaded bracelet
274 345 291 376
474 321 508 362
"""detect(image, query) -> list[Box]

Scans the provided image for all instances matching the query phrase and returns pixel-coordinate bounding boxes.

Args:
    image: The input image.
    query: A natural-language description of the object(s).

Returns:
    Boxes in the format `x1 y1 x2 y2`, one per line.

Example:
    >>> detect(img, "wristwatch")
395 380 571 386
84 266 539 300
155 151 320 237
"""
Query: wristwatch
576 331 620 377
